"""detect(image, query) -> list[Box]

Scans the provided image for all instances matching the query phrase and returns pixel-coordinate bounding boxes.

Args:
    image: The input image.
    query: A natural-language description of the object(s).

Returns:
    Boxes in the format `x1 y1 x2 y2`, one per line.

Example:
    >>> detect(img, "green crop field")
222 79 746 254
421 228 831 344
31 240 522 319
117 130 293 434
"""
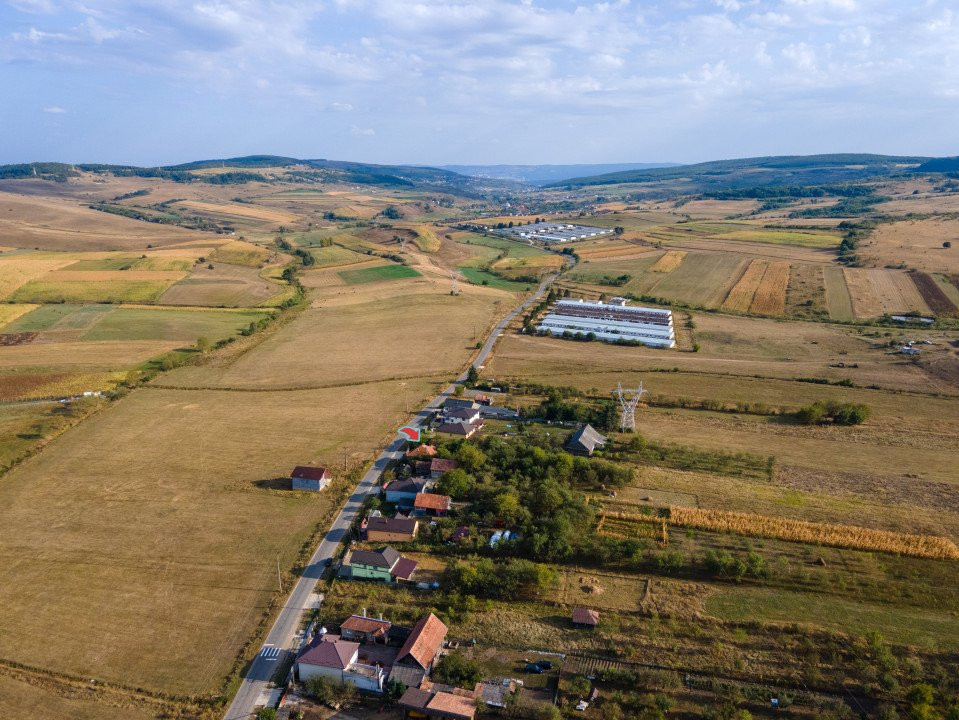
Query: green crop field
823 265 856 321
720 229 840 248
81 307 273 342
337 264 421 284
309 245 370 268
456 233 548 258
458 266 532 291
706 586 959 651
4 304 87 332
9 279 175 304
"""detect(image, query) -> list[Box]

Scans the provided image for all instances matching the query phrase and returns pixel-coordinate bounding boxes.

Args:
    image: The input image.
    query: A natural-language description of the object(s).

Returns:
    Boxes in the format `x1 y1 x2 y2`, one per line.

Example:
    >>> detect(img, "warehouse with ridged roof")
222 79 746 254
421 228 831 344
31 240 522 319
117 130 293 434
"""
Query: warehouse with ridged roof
536 298 675 348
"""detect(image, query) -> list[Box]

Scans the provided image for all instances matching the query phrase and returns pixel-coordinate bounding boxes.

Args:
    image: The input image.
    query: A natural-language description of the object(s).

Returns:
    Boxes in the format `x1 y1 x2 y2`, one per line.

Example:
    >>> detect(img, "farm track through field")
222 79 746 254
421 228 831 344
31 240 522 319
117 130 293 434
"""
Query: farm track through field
147 371 449 393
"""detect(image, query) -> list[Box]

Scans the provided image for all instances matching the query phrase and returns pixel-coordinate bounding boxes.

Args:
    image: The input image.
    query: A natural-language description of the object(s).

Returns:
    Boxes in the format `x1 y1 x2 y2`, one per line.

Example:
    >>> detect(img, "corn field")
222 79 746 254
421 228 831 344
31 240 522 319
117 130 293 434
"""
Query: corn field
604 507 959 560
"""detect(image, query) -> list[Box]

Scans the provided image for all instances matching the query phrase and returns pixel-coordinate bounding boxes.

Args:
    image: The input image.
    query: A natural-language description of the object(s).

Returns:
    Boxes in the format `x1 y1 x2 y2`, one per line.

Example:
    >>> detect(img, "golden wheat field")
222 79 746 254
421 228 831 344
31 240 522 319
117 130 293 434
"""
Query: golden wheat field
721 259 767 312
750 261 790 315
649 250 687 273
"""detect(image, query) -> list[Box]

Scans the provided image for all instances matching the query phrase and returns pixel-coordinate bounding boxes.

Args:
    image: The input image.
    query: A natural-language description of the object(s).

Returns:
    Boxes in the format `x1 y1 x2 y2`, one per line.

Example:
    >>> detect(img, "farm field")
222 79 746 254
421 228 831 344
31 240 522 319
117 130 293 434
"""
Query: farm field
843 268 930 319
337 263 421 284
459 266 534 291
0 672 164 720
0 191 206 251
0 378 438 698
158 263 286 306
175 199 298 226
861 218 959 273
706 587 959 651
568 251 746 307
160 278 509 389
822 266 855 321
9 270 186 304
489 312 947 391
308 245 370 267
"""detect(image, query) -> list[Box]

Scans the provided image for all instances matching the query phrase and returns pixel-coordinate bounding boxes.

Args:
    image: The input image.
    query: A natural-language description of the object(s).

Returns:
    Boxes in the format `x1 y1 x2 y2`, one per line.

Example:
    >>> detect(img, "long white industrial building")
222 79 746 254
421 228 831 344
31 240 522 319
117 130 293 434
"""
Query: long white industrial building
536 298 675 348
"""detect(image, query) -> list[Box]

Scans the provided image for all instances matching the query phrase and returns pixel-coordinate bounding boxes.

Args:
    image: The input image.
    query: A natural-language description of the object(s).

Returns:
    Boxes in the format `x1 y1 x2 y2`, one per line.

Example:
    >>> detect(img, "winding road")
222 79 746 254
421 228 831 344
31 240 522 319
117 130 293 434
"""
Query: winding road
223 274 556 719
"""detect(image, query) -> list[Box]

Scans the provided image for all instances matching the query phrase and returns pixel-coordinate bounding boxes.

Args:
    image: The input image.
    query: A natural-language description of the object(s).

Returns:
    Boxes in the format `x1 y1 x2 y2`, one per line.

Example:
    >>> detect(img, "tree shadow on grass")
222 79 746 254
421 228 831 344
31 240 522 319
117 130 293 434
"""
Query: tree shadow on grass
254 477 292 491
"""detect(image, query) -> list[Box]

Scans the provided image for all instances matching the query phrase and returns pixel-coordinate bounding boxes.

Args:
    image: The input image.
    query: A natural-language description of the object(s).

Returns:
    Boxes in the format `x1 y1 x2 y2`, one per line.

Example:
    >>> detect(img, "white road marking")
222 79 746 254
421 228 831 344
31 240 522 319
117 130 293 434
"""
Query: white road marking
260 646 281 660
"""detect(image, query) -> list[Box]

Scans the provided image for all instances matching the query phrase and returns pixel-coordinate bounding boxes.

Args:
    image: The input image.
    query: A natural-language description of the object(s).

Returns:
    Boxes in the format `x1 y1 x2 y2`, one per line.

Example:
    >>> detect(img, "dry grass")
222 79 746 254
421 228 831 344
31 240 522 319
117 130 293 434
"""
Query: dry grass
843 268 884 319
663 507 959 560
910 271 959 316
0 340 177 368
160 281 508 389
158 263 284 307
210 239 272 267
862 218 959 273
0 191 204 251
176 200 297 225
649 250 687 273
0 379 439 697
750 261 790 315
0 251 85 299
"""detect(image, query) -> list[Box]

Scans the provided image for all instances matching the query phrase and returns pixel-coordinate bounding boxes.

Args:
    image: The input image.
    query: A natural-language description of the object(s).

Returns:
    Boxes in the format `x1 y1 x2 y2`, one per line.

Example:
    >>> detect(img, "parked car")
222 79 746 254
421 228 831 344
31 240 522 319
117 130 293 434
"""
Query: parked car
535 660 553 670
524 663 544 674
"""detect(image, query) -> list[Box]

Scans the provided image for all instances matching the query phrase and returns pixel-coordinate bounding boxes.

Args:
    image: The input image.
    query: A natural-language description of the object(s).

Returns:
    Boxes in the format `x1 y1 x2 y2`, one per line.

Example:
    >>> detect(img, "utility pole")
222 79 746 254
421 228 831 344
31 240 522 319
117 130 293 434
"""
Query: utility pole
277 556 282 593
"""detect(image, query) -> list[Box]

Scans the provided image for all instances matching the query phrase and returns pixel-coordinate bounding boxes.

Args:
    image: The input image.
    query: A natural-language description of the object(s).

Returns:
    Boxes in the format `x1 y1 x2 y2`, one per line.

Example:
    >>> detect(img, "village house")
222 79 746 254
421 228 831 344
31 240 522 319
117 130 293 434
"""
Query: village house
340 546 418 583
384 478 431 506
389 613 449 688
296 635 386 692
291 465 331 491
572 607 600 629
414 492 452 517
443 398 480 413
565 424 607 456
406 444 439 459
340 612 392 644
435 418 484 438
399 686 476 720
429 458 458 479
365 514 419 542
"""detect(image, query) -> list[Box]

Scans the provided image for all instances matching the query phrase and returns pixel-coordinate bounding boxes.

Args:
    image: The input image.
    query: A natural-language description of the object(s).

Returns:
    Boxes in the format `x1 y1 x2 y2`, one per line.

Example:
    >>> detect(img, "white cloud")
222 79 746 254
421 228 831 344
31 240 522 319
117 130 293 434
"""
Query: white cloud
350 125 375 137
331 102 354 112
43 105 66 113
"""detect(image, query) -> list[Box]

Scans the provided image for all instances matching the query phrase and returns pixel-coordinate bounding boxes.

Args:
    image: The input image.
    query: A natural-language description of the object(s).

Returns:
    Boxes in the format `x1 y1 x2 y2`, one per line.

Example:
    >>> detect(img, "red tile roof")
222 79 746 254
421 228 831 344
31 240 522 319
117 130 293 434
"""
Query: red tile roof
406 445 439 458
292 465 330 481
341 615 392 635
397 613 448 670
415 492 452 511
572 607 600 625
427 692 477 720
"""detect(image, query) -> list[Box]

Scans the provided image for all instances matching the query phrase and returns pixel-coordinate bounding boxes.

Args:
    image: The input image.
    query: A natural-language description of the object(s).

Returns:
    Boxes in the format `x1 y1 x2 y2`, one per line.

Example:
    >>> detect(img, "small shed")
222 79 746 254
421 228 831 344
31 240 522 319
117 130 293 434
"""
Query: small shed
291 465 331 491
572 607 600 629
565 425 607 456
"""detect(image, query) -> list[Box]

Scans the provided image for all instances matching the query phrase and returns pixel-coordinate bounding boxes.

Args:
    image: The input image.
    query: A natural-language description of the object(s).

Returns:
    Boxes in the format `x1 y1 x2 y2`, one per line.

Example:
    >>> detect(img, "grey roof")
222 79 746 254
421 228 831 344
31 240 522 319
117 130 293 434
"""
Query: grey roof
367 515 418 535
566 424 607 454
385 478 428 494
447 407 480 420
350 546 401 570
298 637 358 669
443 398 480 411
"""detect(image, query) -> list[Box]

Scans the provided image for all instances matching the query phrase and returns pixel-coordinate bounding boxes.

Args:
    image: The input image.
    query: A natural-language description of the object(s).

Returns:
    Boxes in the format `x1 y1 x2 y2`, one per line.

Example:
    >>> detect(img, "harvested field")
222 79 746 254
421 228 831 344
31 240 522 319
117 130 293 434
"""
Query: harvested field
308 245 370 268
750 261 790 315
82 307 272 342
175 200 297 225
0 191 204 251
719 228 839 248
862 217 959 273
0 340 177 369
158 264 284 307
869 268 930 315
909 271 958 316
721 259 767 312
210 239 272 267
675 198 759 218
161 285 507 389
843 268 884 319
823 266 855 321
0 380 437 697
607 507 959 560
649 250 687 273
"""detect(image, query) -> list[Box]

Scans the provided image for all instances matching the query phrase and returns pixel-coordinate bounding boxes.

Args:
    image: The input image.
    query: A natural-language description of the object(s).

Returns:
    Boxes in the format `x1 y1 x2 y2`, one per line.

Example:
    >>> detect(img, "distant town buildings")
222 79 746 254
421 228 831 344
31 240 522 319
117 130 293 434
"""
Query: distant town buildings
497 222 613 243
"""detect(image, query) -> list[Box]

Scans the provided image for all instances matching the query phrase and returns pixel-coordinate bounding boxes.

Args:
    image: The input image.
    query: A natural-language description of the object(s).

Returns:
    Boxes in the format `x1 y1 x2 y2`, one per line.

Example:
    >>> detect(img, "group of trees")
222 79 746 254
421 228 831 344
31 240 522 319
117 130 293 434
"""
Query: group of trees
796 400 870 425
530 391 620 433
445 557 557 599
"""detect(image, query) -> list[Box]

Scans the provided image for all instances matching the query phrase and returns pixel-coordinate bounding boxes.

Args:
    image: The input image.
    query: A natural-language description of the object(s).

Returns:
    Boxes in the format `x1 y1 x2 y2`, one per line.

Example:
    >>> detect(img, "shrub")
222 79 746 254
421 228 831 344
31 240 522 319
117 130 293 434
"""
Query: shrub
433 652 482 689
796 401 869 425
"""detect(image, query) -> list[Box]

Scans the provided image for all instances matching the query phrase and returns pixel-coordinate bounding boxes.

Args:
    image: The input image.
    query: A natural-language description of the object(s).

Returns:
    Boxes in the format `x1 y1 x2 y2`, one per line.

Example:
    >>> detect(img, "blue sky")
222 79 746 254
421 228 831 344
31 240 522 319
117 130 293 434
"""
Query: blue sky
1 0 957 166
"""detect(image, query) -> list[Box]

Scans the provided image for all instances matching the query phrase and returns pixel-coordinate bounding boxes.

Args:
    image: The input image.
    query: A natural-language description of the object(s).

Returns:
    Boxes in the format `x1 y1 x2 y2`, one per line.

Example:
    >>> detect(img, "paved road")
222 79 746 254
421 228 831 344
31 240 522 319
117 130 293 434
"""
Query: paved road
223 276 556 719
